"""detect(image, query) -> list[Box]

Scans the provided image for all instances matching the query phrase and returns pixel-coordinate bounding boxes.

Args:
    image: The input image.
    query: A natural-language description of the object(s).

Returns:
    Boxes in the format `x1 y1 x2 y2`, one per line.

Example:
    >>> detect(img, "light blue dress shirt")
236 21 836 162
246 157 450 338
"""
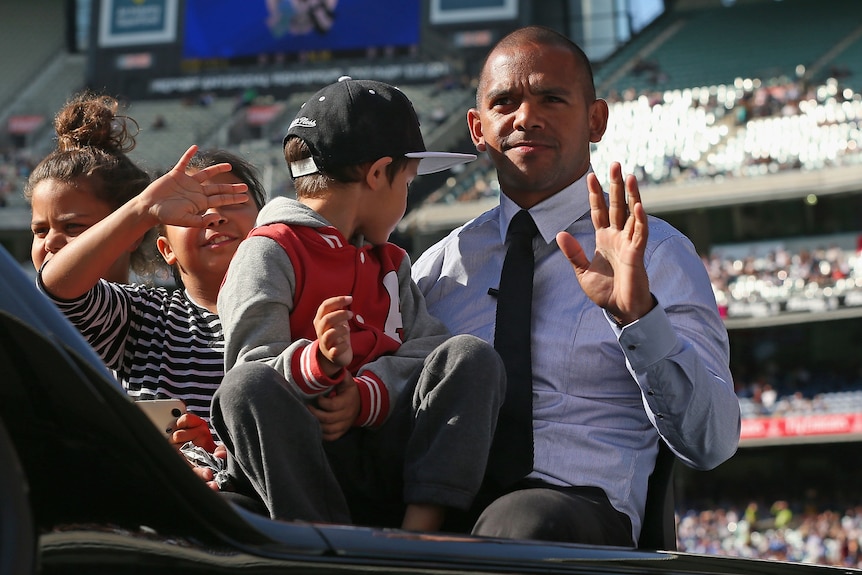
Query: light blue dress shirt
412 169 741 543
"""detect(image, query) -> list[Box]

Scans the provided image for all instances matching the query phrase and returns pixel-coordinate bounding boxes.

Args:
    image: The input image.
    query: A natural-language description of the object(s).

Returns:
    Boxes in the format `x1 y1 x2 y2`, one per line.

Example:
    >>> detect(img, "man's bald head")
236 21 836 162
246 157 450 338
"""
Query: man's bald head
476 26 597 106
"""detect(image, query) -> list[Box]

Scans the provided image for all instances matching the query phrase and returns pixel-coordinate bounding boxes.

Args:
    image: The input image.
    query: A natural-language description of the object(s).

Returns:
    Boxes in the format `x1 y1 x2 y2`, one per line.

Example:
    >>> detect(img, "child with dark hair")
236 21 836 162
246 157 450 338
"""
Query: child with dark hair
27 91 154 283
27 92 263 464
213 77 505 532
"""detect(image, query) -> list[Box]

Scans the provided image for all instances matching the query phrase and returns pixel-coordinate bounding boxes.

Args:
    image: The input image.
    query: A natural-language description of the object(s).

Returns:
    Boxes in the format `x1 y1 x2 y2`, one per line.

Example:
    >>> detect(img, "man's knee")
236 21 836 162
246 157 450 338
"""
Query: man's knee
471 488 626 545
472 489 569 541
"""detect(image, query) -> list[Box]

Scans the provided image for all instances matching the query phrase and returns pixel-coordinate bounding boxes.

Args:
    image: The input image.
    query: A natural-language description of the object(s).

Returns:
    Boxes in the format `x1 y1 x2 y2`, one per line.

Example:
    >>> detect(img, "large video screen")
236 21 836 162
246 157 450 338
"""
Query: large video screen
183 0 420 60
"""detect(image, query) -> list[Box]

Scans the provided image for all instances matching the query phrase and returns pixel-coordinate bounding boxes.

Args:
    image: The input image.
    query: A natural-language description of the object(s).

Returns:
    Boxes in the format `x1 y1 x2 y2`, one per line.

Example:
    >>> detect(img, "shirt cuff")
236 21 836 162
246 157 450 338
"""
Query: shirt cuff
291 340 345 395
608 302 678 372
353 371 390 428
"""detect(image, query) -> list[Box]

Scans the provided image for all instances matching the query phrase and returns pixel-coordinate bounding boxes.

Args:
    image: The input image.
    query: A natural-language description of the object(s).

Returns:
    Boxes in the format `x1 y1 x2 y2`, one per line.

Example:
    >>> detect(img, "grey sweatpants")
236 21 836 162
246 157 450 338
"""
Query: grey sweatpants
211 334 505 526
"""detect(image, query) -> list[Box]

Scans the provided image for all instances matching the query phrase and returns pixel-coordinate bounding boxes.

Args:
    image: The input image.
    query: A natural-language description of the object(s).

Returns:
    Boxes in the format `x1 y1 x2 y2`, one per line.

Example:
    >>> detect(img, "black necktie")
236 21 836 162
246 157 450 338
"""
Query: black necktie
487 209 538 489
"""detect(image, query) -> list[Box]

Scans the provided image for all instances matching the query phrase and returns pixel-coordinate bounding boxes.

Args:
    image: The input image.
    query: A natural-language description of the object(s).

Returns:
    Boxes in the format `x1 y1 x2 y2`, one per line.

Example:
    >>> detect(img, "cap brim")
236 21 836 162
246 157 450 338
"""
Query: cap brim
406 152 476 175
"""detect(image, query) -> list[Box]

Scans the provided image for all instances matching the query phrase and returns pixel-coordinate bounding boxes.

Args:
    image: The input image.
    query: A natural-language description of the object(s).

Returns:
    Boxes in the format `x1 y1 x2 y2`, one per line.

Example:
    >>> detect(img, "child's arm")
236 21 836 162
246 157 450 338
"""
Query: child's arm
40 145 249 299
307 296 358 441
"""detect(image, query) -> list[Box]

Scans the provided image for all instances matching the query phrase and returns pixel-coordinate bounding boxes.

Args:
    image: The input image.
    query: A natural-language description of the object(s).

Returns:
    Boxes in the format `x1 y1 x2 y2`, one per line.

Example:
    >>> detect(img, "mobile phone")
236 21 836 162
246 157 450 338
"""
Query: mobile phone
136 399 187 436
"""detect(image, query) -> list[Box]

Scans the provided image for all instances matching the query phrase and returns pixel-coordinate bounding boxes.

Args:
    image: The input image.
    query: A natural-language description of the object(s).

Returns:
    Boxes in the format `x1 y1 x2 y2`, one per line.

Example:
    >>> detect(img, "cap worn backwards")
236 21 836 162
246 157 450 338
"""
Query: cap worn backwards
284 76 475 178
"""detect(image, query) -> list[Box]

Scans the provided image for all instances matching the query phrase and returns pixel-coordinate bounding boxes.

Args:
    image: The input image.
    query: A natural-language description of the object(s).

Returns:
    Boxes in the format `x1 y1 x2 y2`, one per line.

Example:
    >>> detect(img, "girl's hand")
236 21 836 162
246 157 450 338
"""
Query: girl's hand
144 145 250 228
170 412 217 453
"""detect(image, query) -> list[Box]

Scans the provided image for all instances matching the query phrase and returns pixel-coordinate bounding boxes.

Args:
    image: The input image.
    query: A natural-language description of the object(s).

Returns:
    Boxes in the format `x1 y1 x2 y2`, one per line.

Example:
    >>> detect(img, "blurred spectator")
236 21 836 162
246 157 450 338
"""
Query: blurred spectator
151 114 167 130
706 240 862 320
678 499 862 568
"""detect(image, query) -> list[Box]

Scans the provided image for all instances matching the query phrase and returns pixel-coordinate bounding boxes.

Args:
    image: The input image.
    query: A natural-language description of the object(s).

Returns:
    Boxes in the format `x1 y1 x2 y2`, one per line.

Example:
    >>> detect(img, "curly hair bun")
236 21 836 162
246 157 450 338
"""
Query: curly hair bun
54 92 138 154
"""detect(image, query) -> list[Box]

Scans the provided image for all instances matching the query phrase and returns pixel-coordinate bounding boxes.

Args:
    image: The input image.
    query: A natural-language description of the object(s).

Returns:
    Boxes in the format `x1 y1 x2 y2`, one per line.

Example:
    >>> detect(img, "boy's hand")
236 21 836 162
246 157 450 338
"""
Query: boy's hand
309 375 360 441
170 412 217 453
314 295 354 375
144 144 250 228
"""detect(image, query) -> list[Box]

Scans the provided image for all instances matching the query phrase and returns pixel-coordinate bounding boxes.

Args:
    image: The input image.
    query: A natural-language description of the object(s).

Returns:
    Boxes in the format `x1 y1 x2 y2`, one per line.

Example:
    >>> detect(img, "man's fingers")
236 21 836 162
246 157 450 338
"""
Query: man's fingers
586 172 610 230
556 232 590 275
624 173 642 211
607 162 627 230
630 201 649 250
622 174 648 246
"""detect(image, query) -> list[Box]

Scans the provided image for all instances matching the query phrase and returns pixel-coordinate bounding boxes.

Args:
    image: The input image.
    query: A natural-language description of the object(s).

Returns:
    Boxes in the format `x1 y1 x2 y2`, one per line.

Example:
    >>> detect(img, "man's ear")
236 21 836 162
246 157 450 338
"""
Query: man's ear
588 98 609 143
467 108 486 151
156 235 176 265
365 156 394 190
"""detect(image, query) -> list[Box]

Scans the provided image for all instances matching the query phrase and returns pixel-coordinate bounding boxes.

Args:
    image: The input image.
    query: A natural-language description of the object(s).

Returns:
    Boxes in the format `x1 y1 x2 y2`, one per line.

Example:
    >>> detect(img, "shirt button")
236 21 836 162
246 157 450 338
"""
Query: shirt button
647 389 655 396
360 253 366 263
627 344 637 351
656 413 665 419
355 314 364 324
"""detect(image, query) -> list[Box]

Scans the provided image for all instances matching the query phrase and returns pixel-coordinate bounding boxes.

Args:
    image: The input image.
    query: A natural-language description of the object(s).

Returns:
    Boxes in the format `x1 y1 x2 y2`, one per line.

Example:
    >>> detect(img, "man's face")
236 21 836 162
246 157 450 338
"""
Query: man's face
468 42 608 207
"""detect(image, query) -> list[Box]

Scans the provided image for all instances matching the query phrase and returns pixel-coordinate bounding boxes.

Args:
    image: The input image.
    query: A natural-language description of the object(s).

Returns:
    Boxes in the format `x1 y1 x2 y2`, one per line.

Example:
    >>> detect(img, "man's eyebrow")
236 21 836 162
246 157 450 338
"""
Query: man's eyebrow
533 83 572 97
483 86 512 102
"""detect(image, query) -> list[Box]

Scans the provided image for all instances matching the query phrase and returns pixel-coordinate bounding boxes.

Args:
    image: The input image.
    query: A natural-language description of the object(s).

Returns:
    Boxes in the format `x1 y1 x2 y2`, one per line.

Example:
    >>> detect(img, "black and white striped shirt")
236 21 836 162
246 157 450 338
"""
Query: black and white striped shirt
42 278 224 438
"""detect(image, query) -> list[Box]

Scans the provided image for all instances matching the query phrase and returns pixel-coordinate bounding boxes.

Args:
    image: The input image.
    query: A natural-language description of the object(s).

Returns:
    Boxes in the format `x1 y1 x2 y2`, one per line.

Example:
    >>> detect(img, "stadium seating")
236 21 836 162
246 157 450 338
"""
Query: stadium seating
125 97 239 174
0 0 66 113
598 0 862 95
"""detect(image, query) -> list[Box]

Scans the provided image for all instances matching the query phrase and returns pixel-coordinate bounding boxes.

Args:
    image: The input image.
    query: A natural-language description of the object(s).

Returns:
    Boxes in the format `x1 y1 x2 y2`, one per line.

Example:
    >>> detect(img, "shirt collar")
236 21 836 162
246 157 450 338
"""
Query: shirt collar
183 289 213 315
498 167 593 245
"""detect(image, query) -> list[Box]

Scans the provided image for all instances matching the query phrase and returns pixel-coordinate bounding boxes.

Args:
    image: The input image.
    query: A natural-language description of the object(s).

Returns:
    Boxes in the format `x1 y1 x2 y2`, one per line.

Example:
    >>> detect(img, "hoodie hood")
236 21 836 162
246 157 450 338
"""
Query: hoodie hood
256 196 330 229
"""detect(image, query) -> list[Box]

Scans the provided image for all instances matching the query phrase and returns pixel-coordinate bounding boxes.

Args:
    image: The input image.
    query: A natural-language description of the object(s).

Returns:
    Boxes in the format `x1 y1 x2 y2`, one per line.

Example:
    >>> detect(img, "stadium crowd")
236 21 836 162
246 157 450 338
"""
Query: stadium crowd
596 75 862 188
0 145 36 207
734 367 862 417
678 500 862 568
704 241 862 319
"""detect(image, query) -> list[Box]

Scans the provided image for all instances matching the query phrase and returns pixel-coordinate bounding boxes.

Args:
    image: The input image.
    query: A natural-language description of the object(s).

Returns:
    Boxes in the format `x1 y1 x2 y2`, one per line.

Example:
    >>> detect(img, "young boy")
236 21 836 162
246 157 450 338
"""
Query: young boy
212 77 505 532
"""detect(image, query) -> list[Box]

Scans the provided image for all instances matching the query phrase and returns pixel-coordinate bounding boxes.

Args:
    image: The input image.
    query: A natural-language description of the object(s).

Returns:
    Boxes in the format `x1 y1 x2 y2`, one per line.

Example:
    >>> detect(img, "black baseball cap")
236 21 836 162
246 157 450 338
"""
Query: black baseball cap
284 76 475 178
